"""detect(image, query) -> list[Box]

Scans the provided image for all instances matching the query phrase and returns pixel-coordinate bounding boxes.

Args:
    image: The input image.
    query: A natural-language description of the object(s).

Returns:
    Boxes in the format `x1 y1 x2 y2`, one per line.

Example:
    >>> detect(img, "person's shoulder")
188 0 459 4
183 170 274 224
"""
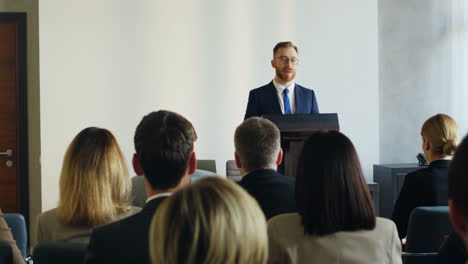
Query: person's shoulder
37 208 59 223
375 217 398 234
268 213 301 227
93 211 142 238
295 84 315 93
405 166 432 181
251 82 274 93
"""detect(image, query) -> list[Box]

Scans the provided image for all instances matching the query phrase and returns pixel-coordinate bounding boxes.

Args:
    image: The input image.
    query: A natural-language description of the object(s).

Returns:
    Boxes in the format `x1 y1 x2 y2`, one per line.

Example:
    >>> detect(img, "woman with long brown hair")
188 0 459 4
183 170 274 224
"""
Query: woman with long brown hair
268 131 401 264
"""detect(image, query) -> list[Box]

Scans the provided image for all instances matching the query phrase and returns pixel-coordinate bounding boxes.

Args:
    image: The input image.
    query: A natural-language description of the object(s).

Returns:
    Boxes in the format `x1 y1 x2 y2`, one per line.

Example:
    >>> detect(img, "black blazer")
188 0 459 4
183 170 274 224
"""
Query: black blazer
392 160 450 239
244 81 319 120
83 197 167 264
437 233 468 264
238 169 296 220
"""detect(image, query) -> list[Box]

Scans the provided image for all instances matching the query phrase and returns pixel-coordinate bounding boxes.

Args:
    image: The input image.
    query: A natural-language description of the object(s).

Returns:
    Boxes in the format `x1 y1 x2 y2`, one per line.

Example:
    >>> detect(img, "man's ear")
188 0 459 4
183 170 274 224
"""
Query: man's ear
449 200 468 236
276 148 283 165
188 151 196 175
235 152 242 169
132 154 144 176
271 59 276 68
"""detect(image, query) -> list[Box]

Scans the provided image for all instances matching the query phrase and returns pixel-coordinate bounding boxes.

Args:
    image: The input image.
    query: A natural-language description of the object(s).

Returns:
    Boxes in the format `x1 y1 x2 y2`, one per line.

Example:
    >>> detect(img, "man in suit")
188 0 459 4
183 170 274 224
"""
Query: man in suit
83 110 196 264
234 117 296 220
244 41 319 119
438 136 468 263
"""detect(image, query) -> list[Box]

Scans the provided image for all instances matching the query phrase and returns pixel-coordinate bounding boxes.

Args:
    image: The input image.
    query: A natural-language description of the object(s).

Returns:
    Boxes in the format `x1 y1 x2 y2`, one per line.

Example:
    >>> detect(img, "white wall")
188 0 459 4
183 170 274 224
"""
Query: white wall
39 0 379 211
379 0 468 164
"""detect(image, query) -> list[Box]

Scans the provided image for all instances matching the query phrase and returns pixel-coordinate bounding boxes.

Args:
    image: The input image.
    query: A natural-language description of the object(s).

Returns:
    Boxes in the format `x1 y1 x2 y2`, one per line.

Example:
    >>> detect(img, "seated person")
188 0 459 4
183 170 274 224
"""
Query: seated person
234 117 295 219
149 177 268 264
0 208 24 264
36 127 140 244
392 114 459 239
268 131 401 264
437 135 468 263
83 110 196 264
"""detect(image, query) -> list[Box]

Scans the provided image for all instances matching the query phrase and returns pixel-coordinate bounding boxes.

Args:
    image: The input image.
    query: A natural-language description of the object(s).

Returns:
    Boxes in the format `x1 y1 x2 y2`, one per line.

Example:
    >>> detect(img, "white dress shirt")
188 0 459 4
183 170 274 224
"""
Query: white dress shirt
273 79 296 114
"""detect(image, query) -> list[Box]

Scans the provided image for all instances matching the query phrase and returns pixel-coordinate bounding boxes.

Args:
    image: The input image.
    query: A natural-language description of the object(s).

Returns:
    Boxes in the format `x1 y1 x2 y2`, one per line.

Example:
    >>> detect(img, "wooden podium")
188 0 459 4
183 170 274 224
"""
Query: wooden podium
263 114 340 178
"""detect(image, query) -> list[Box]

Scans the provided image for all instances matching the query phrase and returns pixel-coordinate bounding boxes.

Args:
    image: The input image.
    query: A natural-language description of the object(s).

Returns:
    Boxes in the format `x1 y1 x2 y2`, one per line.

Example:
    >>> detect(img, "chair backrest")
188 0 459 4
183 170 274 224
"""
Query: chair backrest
405 206 451 253
32 242 87 264
0 242 13 264
3 214 27 258
197 160 216 173
226 160 241 182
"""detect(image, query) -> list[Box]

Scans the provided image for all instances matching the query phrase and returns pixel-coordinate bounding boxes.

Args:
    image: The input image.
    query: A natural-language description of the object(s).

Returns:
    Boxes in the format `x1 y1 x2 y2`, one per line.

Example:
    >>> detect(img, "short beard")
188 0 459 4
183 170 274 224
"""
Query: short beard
276 69 295 83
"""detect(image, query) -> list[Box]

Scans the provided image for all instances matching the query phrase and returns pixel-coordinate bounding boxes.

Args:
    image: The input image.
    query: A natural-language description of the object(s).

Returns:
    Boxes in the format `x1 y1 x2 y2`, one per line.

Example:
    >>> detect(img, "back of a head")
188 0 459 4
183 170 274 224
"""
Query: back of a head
421 114 459 156
296 131 375 236
149 177 268 264
449 136 468 218
234 117 280 171
134 110 195 190
57 127 130 226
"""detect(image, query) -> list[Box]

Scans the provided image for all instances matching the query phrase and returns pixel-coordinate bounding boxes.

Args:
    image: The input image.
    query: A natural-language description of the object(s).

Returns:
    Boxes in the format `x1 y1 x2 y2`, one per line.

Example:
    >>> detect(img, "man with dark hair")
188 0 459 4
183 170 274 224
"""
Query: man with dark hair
244 41 319 119
438 136 468 263
83 110 196 264
234 117 295 219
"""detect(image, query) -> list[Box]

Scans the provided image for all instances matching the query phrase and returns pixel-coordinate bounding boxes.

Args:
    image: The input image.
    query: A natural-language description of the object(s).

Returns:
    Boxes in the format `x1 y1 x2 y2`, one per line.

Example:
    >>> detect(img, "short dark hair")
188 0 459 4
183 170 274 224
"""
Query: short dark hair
449 136 468 217
273 41 298 56
234 117 280 171
296 131 375 236
134 110 195 190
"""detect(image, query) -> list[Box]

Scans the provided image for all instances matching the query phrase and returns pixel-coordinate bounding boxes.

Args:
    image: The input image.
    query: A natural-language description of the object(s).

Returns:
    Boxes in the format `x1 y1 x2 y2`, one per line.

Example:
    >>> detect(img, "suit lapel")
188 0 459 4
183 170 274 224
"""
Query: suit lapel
267 81 282 114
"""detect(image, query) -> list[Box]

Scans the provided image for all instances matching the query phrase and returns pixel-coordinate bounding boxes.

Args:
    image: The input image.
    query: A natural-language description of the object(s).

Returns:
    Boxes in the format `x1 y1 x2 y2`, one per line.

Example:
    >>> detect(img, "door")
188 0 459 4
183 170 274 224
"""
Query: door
0 13 28 216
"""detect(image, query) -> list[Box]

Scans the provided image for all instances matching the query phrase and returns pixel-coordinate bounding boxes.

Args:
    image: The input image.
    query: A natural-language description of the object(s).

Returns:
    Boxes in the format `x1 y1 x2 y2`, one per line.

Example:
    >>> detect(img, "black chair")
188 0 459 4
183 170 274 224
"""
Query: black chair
403 206 451 264
32 242 88 264
0 242 12 264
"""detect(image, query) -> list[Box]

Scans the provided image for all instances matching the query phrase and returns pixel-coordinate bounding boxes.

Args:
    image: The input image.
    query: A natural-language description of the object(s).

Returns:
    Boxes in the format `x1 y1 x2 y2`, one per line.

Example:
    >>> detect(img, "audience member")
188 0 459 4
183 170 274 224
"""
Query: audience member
392 114 459 239
83 110 196 264
0 208 23 264
36 127 140 244
268 131 401 264
234 117 295 219
149 177 268 264
437 135 468 263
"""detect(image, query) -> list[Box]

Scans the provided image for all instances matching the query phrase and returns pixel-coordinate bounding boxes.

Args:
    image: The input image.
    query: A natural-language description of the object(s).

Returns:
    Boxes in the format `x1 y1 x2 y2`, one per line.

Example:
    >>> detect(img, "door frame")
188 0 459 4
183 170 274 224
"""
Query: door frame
0 12 29 220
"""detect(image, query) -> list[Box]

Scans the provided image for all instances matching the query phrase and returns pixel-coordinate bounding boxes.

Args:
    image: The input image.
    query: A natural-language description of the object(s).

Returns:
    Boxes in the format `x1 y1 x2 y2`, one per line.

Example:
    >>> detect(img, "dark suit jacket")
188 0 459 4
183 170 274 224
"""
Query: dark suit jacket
392 160 450 239
83 197 166 264
238 169 296 220
437 233 468 264
244 81 319 119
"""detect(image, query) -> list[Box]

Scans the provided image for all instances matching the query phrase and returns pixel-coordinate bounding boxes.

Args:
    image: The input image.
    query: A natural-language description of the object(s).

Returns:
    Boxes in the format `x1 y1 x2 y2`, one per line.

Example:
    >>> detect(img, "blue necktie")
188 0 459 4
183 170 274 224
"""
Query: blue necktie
283 88 291 114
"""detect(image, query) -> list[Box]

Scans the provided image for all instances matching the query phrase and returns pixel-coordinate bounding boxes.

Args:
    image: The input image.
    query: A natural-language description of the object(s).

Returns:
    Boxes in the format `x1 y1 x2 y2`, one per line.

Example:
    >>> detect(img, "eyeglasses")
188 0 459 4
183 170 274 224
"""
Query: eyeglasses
274 56 299 65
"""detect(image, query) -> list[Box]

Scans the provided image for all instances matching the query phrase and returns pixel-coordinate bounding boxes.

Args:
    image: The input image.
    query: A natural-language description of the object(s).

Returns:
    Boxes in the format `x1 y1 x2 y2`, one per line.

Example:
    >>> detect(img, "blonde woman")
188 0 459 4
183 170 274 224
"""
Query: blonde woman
392 114 459 239
149 177 268 264
36 127 140 244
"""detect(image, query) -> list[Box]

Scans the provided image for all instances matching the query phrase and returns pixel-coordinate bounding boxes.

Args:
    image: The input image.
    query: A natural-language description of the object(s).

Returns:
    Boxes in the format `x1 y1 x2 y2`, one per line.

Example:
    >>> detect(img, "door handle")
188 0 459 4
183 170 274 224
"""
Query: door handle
0 149 12 156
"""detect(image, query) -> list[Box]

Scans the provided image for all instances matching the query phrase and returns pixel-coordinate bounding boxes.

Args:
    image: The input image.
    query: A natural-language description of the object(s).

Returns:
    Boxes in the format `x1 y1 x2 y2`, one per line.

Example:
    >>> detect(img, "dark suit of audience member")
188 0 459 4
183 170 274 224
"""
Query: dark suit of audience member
234 117 296 220
392 114 459 240
441 133 468 263
239 169 295 220
83 197 166 264
437 233 468 264
392 160 450 239
83 110 197 264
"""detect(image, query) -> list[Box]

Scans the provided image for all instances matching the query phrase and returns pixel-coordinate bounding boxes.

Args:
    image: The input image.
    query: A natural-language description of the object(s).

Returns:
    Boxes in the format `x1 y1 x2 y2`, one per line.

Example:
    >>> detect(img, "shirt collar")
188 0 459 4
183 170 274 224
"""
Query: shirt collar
273 79 295 93
146 192 172 203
